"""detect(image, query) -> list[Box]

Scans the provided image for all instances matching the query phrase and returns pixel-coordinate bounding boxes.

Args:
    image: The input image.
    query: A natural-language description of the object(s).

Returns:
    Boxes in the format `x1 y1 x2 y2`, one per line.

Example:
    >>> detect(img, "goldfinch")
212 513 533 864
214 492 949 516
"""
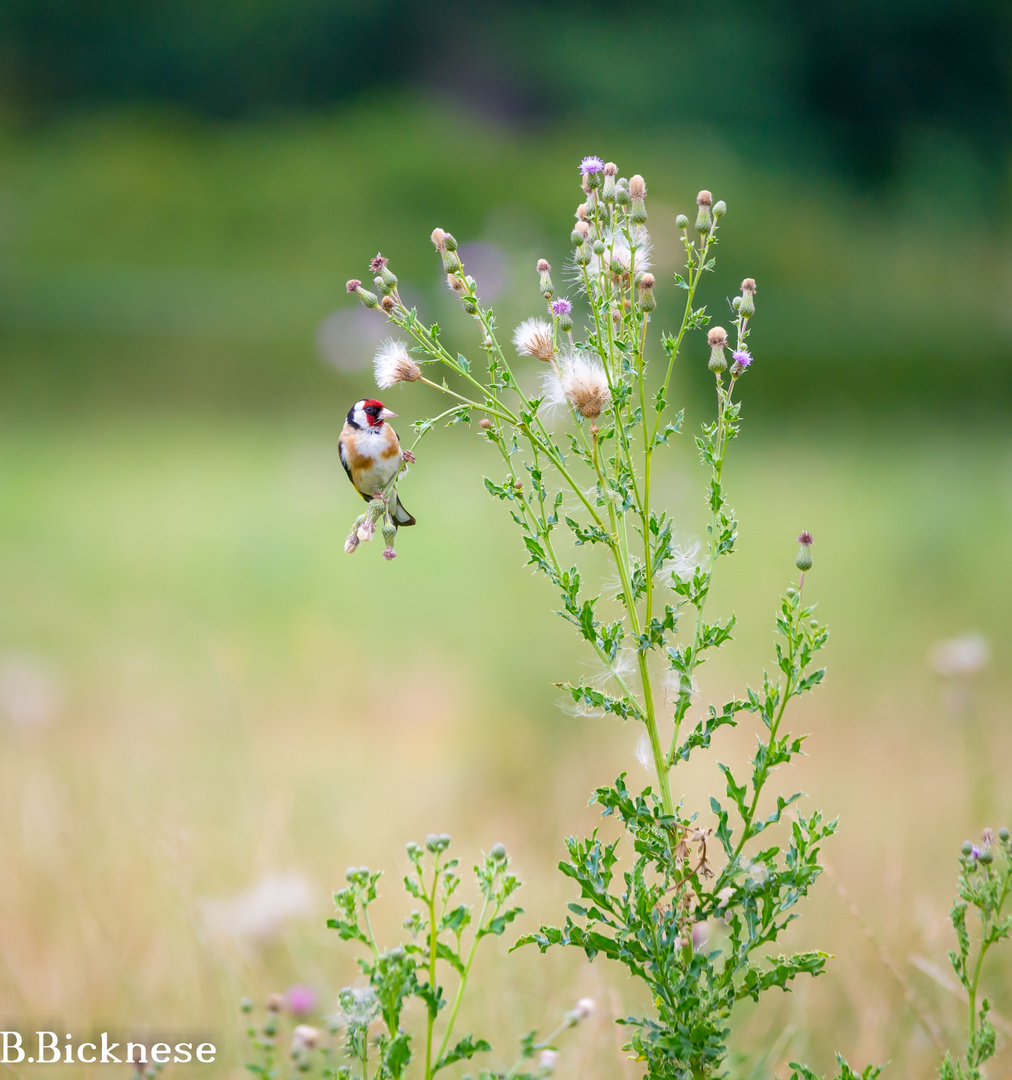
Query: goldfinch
339 398 416 526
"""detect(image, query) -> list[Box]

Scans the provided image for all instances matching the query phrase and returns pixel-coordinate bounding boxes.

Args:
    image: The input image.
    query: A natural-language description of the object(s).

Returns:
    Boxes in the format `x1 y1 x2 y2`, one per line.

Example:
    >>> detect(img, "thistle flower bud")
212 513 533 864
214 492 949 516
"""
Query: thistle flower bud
479 418 493 431
382 520 396 546
961 840 974 856
713 200 727 218
695 190 712 236
592 239 605 256
739 278 757 318
346 279 378 308
795 531 813 571
537 258 554 298
707 325 727 372
676 214 689 230
380 295 396 313
344 530 360 554
430 228 447 251
441 250 462 274
462 297 479 315
980 847 994 865
443 232 458 252
626 173 647 223
240 998 253 1013
602 162 618 202
615 182 630 208
1001 828 1010 843
570 228 585 247
638 273 656 312
490 842 507 862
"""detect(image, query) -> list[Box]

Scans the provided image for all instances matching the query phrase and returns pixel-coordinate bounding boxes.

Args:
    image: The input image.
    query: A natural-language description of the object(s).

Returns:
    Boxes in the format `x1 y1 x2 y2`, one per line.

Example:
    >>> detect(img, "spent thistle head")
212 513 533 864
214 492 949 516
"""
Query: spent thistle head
374 339 422 389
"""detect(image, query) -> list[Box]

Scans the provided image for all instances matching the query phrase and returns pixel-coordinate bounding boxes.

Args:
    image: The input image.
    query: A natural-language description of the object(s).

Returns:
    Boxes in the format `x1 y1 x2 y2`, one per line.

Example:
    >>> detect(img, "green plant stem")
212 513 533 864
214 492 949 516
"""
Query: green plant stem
423 859 440 1080
730 599 798 864
666 377 735 768
435 893 493 1065
968 868 1012 1047
650 233 713 447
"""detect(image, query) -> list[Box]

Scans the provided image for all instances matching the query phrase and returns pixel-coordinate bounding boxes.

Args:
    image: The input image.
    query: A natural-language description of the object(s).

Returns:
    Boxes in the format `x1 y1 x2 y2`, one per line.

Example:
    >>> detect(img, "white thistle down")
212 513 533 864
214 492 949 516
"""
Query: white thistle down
590 227 652 279
559 351 611 418
667 536 704 584
373 339 421 389
513 318 555 362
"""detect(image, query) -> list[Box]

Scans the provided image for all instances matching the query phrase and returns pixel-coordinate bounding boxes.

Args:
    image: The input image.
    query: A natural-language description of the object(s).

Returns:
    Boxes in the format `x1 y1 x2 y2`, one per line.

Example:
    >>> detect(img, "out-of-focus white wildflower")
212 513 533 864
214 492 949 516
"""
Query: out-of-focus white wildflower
292 1025 320 1050
538 1050 558 1074
0 652 63 731
691 921 710 952
201 871 313 944
573 998 595 1020
543 351 610 419
927 633 990 678
513 318 555 362
373 339 421 389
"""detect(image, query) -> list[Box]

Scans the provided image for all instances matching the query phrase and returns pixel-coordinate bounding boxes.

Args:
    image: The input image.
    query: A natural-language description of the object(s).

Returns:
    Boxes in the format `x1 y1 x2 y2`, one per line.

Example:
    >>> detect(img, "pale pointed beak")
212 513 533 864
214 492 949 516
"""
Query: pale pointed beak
379 408 397 420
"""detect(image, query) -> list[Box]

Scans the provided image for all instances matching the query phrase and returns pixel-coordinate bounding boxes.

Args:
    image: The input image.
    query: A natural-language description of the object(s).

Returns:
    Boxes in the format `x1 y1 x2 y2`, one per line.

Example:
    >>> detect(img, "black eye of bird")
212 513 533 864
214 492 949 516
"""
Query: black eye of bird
365 406 378 415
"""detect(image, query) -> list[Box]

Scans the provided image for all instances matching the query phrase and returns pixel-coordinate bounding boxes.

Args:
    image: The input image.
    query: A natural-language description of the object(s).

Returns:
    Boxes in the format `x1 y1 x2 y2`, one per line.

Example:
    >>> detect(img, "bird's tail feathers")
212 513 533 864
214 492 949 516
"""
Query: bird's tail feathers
390 492 416 527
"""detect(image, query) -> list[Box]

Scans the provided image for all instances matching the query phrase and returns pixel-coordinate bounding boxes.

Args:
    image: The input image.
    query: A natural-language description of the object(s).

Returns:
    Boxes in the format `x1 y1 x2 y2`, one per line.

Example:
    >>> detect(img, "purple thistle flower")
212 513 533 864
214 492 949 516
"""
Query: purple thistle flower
971 845 981 860
797 531 813 546
551 298 572 317
286 985 317 1016
731 349 752 370
579 156 605 176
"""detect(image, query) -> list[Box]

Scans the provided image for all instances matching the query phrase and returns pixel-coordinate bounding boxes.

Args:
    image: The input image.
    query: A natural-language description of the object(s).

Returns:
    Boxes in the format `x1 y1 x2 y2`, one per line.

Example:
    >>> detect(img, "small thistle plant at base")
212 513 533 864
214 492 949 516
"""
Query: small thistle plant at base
244 840 594 1080
339 155 885 1080
937 828 1012 1080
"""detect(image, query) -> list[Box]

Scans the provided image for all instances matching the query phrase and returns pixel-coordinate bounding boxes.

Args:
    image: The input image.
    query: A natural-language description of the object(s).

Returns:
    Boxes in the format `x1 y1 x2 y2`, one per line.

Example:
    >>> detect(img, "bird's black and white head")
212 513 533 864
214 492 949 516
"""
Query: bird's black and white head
347 398 397 430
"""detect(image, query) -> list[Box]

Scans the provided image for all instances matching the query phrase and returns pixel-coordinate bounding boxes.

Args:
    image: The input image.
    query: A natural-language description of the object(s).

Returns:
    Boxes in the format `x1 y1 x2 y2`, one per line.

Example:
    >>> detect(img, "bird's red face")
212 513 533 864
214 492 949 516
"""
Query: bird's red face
361 399 395 428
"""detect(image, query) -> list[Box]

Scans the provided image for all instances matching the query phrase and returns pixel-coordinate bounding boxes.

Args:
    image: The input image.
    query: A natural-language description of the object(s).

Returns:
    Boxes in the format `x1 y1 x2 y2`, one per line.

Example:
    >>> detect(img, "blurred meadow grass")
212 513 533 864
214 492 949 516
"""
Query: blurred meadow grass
0 95 1011 1076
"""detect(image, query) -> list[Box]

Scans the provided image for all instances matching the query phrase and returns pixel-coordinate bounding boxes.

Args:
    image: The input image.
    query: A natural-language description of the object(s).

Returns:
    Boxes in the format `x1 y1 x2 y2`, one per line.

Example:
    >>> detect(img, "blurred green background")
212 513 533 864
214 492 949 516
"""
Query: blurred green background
0 3 1010 1077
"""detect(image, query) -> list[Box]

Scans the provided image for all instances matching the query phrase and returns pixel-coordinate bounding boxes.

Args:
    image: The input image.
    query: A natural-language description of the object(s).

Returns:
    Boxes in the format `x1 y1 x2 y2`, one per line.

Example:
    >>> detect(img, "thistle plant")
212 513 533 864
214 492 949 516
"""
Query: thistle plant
345 156 873 1079
938 828 1012 1079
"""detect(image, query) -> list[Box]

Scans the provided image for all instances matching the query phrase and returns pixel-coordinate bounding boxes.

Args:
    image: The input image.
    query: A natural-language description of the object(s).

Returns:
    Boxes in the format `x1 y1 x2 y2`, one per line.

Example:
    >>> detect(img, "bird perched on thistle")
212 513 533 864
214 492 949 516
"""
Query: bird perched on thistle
339 399 416 534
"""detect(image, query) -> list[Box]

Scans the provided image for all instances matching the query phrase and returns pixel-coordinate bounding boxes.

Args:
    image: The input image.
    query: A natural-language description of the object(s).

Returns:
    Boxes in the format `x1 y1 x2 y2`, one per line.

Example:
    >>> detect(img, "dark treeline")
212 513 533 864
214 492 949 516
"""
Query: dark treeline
2 0 1010 186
